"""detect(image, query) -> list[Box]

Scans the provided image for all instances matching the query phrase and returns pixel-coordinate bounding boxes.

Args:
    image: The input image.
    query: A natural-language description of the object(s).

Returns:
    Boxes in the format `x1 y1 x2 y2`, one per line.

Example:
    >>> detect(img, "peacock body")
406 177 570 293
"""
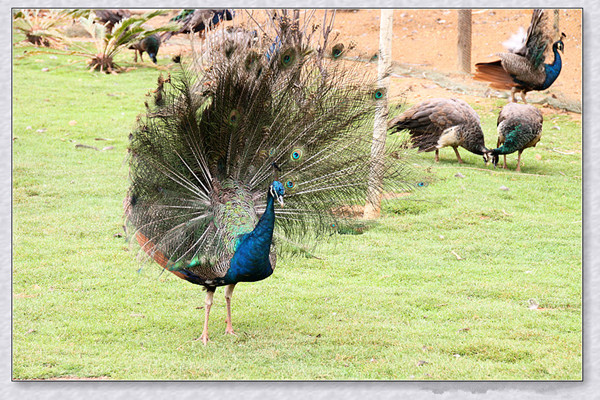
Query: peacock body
129 34 161 64
474 9 565 103
125 12 417 344
490 102 543 172
387 98 489 164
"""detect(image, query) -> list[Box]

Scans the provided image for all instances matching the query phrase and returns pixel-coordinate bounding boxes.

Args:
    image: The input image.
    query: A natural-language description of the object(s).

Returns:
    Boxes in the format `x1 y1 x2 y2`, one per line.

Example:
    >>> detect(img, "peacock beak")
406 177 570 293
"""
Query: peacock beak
277 195 284 207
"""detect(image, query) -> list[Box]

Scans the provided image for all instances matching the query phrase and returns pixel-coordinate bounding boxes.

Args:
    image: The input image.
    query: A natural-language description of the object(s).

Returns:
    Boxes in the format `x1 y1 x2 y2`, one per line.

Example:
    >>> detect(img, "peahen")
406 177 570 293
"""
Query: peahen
94 9 131 33
125 13 417 344
474 9 565 103
489 102 544 172
129 34 161 64
387 98 490 164
161 9 234 42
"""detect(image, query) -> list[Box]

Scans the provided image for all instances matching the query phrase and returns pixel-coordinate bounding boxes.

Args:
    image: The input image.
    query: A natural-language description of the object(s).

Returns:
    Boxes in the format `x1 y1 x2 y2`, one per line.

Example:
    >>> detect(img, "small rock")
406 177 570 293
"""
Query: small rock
26 126 32 130
499 185 509 191
49 55 58 59
36 128 46 133
68 120 77 126
535 154 542 160
417 360 429 366
528 299 539 310
454 172 465 178
453 354 461 358
41 67 49 72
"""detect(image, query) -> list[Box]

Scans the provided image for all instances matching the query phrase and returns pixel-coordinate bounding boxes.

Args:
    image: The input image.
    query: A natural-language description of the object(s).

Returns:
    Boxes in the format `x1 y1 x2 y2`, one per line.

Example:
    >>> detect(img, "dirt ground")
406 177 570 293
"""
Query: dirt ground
147 9 582 118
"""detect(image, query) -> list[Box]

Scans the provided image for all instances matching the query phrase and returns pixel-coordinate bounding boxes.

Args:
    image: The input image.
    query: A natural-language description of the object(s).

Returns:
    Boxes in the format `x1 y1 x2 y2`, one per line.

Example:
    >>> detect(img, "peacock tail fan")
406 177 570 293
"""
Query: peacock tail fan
125 10 422 268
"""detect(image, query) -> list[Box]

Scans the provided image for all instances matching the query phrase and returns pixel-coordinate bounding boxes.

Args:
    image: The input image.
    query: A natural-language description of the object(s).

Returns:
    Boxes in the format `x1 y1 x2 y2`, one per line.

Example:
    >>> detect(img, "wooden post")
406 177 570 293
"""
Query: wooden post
457 9 472 73
364 9 393 220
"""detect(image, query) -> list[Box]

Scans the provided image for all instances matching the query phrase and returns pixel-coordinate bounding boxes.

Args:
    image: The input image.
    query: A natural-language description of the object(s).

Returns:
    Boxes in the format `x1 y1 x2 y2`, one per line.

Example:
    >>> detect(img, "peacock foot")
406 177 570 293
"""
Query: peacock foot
194 333 210 345
225 327 237 336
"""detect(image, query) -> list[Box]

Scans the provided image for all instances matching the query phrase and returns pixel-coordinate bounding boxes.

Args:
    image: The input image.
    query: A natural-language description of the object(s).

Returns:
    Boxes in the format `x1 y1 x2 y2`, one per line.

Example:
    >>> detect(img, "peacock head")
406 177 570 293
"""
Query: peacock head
269 181 285 207
482 151 491 164
554 32 566 53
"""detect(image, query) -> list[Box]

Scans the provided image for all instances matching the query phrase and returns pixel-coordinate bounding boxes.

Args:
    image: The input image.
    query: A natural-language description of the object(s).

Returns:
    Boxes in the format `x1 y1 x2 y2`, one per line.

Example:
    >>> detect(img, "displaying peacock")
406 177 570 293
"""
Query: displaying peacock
161 9 234 42
489 102 543 172
129 34 161 64
125 12 418 344
387 98 489 164
474 9 565 103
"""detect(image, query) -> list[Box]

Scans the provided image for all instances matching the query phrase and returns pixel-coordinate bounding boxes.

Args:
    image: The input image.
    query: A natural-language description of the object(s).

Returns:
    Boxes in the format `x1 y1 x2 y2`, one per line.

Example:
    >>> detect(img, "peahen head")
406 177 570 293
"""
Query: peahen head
269 181 285 207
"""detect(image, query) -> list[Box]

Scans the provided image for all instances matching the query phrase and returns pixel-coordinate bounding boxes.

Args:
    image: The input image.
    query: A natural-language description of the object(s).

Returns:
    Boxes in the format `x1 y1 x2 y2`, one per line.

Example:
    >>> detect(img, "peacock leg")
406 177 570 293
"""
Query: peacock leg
516 150 523 172
198 290 214 345
510 87 517 103
434 149 440 162
503 154 507 169
521 91 528 104
224 284 237 335
452 147 464 163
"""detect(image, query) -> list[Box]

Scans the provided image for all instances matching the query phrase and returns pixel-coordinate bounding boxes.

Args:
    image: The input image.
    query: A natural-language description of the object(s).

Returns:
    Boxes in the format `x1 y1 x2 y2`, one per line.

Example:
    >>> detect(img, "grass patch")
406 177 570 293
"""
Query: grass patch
12 41 581 380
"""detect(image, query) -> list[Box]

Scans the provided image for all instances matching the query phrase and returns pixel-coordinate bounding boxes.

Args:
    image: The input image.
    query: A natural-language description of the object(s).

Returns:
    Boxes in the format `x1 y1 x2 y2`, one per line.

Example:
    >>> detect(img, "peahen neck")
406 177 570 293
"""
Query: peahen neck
542 44 562 89
224 191 276 284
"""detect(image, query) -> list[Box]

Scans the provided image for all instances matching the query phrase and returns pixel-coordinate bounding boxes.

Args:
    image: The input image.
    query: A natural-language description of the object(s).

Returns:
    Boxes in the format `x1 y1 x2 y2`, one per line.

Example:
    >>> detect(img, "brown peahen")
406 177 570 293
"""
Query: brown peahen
161 9 234 42
489 102 544 172
474 9 565 103
124 11 418 344
388 98 489 164
129 34 161 64
94 9 131 33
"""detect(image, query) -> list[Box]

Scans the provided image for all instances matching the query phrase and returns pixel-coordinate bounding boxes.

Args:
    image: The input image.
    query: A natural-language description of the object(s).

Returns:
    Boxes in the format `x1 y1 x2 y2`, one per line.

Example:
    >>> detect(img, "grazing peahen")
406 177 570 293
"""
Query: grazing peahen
474 9 565 103
489 102 544 172
387 98 490 164
129 34 161 64
161 9 234 42
125 13 417 344
94 9 131 33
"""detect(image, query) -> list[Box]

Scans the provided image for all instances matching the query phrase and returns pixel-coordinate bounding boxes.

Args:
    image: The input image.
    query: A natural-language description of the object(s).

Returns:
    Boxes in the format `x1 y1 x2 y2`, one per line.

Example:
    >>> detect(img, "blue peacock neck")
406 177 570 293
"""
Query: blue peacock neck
542 44 563 89
224 190 276 284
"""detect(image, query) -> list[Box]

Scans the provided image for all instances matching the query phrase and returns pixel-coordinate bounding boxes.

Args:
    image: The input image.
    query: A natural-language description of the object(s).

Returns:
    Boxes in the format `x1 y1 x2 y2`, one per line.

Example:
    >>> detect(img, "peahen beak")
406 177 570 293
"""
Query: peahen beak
277 196 284 207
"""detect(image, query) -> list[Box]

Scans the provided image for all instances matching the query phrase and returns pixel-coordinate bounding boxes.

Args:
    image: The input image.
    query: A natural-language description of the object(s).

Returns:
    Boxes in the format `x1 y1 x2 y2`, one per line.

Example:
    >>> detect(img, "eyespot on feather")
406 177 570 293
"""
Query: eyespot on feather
290 147 304 162
373 88 386 100
331 43 345 59
280 47 297 68
228 110 240 126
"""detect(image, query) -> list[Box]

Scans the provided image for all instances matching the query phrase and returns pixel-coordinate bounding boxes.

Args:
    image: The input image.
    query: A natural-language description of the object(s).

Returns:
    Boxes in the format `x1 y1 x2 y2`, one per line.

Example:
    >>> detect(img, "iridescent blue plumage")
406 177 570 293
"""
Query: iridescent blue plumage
125 11 417 344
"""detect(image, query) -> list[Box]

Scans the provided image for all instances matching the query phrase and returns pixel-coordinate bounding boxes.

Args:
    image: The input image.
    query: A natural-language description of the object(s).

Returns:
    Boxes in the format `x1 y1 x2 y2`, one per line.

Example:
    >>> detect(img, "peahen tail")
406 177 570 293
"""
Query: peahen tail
125 11 420 268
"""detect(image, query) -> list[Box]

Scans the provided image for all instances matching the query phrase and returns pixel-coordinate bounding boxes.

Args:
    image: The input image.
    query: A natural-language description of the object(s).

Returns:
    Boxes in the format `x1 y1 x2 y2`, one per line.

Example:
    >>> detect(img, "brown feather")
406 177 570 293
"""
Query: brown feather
474 61 518 90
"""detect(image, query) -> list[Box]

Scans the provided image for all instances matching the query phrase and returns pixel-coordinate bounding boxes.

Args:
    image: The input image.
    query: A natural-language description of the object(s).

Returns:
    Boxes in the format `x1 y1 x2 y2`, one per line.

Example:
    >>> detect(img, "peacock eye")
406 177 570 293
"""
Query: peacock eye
332 43 344 59
228 110 240 126
290 147 304 162
280 48 296 68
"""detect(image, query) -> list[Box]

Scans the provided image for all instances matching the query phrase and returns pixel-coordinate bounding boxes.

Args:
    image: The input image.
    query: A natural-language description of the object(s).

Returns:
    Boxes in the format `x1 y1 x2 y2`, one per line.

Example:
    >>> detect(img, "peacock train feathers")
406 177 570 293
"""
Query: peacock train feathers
125 11 418 344
474 9 565 103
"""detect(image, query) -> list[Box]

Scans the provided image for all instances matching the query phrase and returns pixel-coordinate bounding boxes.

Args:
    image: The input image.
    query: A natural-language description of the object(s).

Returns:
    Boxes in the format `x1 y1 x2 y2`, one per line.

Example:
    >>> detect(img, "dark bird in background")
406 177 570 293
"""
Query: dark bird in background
474 9 565 103
129 34 161 64
125 13 417 344
161 9 234 42
94 9 131 32
489 102 543 172
388 98 490 164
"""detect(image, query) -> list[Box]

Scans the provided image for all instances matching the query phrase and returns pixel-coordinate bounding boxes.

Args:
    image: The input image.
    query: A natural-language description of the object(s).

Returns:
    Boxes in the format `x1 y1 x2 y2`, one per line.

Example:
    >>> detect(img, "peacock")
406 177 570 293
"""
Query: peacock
124 12 418 344
387 98 490 164
161 9 234 42
474 9 565 103
129 34 161 64
489 102 544 172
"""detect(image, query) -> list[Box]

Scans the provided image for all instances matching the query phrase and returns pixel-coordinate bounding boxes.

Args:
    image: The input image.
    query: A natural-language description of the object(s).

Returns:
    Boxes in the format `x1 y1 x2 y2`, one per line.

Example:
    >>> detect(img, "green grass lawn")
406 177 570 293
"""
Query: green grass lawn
12 42 582 380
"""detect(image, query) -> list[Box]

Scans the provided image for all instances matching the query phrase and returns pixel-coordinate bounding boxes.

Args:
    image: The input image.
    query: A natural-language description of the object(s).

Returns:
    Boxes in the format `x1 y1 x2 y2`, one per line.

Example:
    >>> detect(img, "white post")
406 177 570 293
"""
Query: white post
364 9 393 219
